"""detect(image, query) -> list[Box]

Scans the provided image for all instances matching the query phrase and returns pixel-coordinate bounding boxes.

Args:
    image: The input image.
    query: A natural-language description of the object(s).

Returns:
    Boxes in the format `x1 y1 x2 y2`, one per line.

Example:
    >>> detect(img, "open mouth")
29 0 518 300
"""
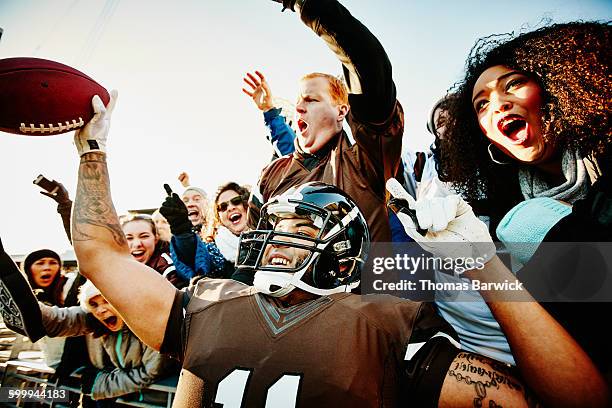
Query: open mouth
267 255 292 268
131 250 145 258
498 115 528 144
39 273 53 281
297 119 308 133
104 316 118 327
228 212 243 225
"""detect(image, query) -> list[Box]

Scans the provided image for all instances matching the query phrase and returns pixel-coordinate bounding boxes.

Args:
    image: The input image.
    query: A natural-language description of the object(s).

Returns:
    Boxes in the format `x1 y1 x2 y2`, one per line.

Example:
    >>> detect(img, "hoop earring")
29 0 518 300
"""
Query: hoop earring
487 143 512 165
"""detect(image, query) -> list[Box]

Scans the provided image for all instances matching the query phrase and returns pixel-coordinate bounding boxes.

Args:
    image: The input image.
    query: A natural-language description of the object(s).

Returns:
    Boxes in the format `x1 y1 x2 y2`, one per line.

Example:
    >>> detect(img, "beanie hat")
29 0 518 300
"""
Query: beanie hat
496 197 572 265
78 280 102 312
23 249 62 278
183 186 208 201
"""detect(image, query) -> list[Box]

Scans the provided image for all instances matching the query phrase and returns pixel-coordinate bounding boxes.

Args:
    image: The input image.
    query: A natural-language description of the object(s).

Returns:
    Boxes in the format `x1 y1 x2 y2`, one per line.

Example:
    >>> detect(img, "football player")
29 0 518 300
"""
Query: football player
5 155 606 405
61 77 607 403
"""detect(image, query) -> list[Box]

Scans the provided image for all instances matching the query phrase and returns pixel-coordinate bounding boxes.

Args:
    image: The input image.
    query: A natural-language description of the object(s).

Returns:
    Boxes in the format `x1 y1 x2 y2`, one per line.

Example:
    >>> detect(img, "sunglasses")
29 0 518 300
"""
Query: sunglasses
217 196 244 213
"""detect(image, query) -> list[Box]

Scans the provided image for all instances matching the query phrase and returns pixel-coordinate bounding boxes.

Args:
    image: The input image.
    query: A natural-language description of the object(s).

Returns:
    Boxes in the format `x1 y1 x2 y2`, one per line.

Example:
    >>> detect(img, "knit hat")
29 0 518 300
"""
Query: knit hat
78 280 102 312
23 249 62 279
183 186 208 201
496 197 572 265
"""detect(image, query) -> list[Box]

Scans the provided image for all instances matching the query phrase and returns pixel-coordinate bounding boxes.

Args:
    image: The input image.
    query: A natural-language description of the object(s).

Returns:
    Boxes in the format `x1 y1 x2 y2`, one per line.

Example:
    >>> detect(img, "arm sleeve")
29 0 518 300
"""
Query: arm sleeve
298 0 396 123
204 242 233 278
57 200 73 243
40 304 93 337
264 108 296 157
170 233 203 280
90 346 174 400
298 0 403 193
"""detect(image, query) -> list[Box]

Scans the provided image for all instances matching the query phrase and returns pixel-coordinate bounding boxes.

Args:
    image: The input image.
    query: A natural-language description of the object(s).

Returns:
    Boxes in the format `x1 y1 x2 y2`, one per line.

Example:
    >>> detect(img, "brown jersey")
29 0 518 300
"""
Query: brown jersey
162 279 457 407
249 103 404 244
246 0 404 244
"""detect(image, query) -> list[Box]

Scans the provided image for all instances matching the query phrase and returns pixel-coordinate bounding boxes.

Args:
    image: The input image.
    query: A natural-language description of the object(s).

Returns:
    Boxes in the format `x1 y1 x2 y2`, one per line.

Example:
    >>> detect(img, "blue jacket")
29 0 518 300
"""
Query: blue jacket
170 233 229 281
264 107 296 158
170 112 296 283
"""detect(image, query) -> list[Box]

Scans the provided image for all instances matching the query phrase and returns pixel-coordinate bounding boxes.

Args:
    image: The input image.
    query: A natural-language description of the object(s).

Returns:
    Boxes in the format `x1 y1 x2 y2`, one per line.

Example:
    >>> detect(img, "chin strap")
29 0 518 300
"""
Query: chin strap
254 262 359 297
253 271 297 297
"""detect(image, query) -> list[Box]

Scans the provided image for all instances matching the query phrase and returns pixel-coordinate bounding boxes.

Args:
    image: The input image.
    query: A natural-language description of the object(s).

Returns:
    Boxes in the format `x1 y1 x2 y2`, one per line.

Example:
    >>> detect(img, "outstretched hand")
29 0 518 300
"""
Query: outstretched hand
242 71 274 112
74 90 118 156
160 184 192 236
39 180 71 204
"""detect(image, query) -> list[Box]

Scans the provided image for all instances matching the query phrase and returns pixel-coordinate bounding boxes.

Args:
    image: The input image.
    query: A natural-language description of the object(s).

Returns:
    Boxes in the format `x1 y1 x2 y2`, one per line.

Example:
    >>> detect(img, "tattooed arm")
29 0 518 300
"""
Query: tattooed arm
73 152 175 350
71 93 175 351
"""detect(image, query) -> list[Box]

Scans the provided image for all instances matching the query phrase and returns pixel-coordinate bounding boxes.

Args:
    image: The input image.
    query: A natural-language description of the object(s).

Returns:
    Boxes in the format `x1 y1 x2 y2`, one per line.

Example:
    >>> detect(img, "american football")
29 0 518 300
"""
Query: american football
0 57 110 136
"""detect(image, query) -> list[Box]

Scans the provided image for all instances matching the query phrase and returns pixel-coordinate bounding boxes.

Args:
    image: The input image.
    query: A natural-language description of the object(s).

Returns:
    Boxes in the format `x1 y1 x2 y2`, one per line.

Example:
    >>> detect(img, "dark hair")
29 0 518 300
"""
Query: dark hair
440 21 611 206
427 94 457 171
214 182 250 217
23 249 66 306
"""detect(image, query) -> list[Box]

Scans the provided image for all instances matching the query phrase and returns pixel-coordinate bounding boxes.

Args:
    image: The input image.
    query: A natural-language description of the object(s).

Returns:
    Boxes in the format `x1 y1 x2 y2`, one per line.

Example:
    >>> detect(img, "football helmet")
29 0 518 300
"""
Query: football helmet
237 182 369 297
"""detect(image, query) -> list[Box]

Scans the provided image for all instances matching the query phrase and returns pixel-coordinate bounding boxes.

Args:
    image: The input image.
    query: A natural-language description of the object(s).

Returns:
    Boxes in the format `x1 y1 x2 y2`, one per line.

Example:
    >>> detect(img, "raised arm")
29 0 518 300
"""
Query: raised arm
40 303 93 337
0 237 46 342
36 178 73 242
277 0 403 186
71 92 175 350
292 0 395 122
242 70 296 157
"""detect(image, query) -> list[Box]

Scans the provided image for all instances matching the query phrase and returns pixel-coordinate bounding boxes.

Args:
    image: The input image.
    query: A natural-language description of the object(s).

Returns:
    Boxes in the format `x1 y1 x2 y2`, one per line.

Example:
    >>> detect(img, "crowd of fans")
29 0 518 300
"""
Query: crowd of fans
1 0 610 407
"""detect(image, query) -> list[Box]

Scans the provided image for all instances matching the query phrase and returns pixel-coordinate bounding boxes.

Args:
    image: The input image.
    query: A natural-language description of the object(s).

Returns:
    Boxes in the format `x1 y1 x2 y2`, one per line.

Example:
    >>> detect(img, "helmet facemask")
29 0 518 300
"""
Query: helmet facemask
237 186 368 297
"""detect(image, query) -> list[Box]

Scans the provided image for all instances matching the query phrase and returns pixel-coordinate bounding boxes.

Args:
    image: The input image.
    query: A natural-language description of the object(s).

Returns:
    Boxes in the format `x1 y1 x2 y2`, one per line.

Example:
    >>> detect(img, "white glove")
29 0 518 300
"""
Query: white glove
387 178 496 269
74 90 118 156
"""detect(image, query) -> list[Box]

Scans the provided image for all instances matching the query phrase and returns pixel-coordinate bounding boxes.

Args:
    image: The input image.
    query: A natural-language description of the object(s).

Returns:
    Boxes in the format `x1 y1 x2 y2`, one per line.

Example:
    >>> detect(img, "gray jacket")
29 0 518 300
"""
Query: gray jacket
41 304 177 400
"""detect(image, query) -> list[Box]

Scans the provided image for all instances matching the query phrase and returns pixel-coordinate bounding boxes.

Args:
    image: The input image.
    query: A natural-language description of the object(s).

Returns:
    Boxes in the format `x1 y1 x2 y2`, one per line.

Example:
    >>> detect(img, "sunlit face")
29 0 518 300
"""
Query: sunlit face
472 65 556 164
123 220 158 264
216 189 248 236
262 216 319 269
29 257 60 288
295 77 347 154
182 190 208 226
152 211 171 242
87 294 124 331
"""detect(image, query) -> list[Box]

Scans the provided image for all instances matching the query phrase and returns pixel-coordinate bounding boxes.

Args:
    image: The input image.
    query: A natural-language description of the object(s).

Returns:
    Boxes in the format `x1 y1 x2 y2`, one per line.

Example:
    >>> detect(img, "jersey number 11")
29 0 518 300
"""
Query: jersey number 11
215 368 302 408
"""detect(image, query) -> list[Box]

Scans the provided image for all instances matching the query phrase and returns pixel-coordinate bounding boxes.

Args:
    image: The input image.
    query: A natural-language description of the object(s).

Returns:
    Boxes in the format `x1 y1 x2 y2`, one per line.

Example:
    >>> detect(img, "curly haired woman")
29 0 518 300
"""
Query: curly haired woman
433 21 611 378
440 21 610 228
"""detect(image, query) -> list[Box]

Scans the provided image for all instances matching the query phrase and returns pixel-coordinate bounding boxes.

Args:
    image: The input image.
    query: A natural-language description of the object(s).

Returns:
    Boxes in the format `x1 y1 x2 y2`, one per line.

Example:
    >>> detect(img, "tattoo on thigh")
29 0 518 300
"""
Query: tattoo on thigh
72 153 126 247
448 353 525 408
448 368 502 407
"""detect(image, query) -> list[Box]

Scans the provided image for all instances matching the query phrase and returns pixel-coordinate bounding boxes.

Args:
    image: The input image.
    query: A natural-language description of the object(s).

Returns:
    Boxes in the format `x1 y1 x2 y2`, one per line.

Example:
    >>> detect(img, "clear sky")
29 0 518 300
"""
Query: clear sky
0 0 610 255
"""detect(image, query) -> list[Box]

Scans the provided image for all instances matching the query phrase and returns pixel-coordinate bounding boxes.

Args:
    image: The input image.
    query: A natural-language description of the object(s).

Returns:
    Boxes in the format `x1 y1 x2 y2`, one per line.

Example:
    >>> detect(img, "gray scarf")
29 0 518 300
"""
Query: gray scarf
518 150 589 204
